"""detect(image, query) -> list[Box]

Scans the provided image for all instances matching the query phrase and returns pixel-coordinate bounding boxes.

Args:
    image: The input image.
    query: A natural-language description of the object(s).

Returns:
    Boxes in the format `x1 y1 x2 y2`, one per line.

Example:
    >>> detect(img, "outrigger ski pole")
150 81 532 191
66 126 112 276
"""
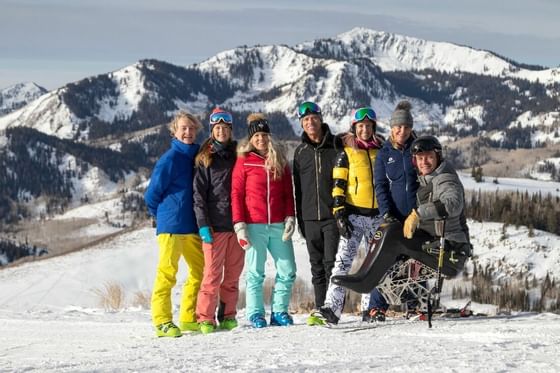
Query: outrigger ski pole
427 220 446 328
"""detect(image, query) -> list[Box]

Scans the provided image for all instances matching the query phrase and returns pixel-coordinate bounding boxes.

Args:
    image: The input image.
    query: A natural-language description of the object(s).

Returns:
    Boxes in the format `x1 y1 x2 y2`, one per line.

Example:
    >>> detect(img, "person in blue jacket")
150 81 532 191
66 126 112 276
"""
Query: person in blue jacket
144 111 204 338
366 100 419 321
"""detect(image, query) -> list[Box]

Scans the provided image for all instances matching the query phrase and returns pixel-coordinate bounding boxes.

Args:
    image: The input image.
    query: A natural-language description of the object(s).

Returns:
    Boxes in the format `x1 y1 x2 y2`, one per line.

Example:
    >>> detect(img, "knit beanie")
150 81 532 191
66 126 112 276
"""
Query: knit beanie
390 100 413 128
247 113 270 139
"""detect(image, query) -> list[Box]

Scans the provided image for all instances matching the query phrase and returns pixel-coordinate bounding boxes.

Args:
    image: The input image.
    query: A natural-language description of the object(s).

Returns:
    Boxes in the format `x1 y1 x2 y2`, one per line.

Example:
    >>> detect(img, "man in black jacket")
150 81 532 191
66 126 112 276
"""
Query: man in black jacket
293 101 342 320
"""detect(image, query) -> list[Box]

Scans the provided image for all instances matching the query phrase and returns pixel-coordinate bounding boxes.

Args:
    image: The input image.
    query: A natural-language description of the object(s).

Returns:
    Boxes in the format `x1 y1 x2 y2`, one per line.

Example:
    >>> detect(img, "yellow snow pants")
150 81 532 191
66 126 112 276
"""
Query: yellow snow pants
151 233 204 326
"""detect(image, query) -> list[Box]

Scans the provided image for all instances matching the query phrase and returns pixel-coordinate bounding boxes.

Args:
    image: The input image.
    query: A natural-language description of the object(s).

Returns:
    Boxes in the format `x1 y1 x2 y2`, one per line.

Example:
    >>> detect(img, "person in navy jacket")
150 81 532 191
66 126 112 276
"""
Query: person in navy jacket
367 100 420 321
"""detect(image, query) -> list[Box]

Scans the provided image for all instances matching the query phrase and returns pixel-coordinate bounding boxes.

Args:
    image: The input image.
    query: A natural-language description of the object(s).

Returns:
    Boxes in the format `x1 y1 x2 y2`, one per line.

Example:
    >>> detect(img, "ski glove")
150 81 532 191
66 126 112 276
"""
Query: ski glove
234 222 251 250
282 216 296 241
403 209 420 239
382 212 398 224
334 209 353 239
199 226 213 244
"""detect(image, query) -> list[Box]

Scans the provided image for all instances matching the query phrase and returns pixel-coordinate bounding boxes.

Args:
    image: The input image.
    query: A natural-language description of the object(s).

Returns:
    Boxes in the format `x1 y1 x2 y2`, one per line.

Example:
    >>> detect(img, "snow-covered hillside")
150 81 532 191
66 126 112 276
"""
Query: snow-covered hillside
1 220 559 372
0 82 47 116
1 28 558 143
299 28 560 84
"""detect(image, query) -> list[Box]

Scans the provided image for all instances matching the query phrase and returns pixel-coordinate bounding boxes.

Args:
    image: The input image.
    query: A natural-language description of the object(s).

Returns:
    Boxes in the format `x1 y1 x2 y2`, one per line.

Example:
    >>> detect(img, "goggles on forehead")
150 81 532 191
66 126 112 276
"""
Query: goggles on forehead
210 111 233 125
297 101 321 119
351 107 377 125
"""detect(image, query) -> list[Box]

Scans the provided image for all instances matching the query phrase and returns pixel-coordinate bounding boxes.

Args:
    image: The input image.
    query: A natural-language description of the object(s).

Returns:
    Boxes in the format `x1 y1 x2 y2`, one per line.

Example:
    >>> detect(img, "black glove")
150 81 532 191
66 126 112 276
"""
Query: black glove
334 209 353 239
383 213 398 224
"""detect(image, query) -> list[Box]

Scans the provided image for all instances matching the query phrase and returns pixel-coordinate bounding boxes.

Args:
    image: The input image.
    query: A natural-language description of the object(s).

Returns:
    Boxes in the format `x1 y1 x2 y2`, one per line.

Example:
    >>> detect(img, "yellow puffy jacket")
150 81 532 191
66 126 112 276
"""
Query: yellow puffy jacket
332 135 382 216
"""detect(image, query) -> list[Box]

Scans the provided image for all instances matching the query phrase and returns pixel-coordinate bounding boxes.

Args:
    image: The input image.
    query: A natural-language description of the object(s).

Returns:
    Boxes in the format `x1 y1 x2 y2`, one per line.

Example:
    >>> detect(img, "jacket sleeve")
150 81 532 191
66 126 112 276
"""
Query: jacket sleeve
374 152 392 217
231 157 246 224
293 153 303 224
193 165 211 228
283 164 295 217
332 149 349 214
144 154 173 218
417 173 464 220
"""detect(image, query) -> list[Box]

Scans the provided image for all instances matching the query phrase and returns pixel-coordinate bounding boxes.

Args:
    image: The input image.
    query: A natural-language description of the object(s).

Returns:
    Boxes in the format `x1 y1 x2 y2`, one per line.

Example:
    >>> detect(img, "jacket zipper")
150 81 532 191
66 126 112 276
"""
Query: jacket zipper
267 166 271 224
367 149 375 208
315 149 321 220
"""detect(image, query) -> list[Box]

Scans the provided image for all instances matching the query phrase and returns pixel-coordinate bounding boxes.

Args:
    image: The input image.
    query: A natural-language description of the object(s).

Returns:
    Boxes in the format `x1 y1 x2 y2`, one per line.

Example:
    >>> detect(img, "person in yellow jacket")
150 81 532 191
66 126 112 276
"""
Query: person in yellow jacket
311 107 384 326
144 111 205 337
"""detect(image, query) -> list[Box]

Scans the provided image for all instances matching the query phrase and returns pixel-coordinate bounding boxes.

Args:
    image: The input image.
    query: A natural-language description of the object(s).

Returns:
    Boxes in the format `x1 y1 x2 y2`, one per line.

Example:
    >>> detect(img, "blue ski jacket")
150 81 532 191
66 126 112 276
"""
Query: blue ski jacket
144 138 200 235
374 136 418 221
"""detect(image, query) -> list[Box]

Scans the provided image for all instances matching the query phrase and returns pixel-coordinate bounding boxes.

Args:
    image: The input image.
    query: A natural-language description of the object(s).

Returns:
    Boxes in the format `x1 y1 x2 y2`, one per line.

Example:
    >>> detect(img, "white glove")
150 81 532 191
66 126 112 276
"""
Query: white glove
234 222 251 250
282 216 296 241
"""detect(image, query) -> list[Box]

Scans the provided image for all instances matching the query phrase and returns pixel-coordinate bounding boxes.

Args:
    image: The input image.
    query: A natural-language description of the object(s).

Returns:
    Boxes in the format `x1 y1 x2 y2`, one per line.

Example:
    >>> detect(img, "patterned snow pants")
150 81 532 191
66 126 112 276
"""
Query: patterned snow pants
324 213 384 318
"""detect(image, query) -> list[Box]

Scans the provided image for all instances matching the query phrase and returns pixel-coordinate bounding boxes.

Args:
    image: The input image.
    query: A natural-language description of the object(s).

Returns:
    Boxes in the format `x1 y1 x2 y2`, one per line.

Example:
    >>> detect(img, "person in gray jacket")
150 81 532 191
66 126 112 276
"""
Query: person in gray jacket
330 135 471 294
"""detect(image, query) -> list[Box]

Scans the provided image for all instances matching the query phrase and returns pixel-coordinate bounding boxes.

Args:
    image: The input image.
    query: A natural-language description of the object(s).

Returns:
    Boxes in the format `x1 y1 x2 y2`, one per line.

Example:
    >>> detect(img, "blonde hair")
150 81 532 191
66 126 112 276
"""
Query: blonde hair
168 111 203 136
238 112 287 180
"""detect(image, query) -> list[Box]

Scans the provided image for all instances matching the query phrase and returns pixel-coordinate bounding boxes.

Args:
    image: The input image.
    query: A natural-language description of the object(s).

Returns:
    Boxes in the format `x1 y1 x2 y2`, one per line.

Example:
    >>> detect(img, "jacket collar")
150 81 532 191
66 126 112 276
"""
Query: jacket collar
301 122 334 148
171 138 199 154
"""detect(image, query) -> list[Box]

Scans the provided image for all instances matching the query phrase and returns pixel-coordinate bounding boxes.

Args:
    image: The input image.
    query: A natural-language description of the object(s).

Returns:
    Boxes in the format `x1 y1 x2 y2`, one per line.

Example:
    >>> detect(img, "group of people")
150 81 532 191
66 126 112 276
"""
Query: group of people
143 99 471 337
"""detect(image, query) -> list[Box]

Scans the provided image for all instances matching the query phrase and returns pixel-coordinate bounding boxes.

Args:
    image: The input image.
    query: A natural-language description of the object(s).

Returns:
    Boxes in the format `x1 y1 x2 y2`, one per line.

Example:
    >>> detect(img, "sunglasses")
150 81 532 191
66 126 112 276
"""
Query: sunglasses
210 111 233 125
351 107 376 124
297 101 321 119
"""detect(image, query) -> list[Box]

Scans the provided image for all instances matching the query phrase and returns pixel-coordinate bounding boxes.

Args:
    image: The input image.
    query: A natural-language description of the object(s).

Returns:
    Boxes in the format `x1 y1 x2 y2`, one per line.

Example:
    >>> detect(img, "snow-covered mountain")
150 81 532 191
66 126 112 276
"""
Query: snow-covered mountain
0 28 558 145
1 28 559 231
0 82 47 116
297 28 560 84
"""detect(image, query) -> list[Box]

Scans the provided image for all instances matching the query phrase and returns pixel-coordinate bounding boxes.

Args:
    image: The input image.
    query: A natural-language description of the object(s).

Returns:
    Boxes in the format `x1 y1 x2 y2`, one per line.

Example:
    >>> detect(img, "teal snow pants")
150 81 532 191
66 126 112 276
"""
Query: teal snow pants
244 223 297 319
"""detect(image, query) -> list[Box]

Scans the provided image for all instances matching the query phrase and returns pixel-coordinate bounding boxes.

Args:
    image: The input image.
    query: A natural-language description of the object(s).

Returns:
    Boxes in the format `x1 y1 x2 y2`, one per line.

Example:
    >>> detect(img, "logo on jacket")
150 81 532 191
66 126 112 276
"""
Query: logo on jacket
387 157 395 164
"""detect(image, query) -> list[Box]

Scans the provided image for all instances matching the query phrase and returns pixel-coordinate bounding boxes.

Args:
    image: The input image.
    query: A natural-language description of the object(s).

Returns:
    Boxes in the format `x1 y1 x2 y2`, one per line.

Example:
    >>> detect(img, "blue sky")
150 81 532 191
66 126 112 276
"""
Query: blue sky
1 0 559 90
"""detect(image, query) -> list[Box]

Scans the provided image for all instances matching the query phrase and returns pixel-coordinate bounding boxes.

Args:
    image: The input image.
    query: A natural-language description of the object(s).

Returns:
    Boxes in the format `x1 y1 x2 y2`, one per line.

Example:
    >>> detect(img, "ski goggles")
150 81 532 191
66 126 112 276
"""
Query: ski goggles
351 107 377 125
210 111 233 125
297 101 321 119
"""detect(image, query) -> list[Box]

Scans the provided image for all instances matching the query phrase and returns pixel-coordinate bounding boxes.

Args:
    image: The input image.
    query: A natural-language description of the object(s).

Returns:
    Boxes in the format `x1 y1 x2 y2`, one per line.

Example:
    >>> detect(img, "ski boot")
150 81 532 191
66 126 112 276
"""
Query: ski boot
199 321 216 334
219 318 238 331
270 312 294 326
368 308 387 322
155 321 182 338
249 313 267 328
179 321 200 332
311 306 339 326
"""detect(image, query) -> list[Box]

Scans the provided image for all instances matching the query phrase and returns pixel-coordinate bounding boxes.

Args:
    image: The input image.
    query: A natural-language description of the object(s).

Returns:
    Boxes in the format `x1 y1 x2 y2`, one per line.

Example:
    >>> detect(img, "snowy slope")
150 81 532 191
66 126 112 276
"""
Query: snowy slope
0 88 80 139
0 308 558 372
2 28 558 142
0 222 559 372
1 170 560 371
0 81 47 116
300 28 560 84
0 64 148 140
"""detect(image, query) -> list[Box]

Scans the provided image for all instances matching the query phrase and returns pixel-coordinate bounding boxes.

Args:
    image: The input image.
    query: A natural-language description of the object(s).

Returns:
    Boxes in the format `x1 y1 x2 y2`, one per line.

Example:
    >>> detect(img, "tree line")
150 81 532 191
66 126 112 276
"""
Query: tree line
465 189 560 236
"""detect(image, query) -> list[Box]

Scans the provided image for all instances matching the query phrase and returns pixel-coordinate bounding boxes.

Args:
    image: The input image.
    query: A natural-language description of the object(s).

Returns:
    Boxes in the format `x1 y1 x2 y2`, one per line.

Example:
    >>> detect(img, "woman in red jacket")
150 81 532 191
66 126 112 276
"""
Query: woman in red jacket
231 113 297 328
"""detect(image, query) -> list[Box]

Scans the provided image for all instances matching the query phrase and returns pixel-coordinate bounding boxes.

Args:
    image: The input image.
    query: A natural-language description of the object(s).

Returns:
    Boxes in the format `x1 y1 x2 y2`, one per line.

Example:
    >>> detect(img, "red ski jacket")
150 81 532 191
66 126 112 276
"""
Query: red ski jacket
231 151 295 224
